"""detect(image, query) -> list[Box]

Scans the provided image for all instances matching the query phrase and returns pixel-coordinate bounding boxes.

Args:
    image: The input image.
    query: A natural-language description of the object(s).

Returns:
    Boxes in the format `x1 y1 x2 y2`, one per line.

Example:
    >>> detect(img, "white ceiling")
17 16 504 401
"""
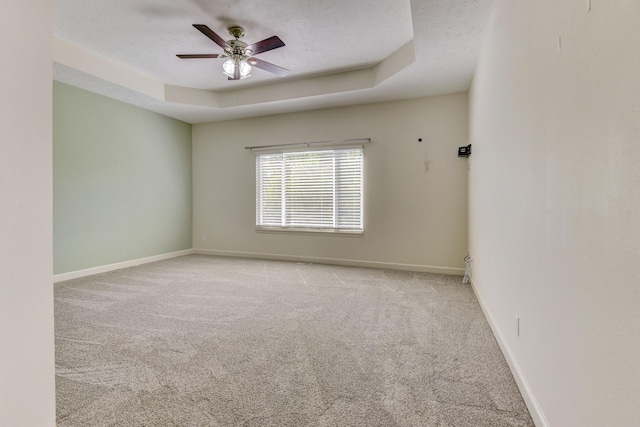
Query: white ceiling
53 0 496 124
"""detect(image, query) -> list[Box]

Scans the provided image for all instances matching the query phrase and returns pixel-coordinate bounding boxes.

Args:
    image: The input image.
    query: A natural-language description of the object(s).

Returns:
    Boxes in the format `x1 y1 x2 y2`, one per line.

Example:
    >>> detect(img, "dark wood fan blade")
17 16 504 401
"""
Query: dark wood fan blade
249 57 288 77
193 24 230 50
245 36 285 55
176 54 226 59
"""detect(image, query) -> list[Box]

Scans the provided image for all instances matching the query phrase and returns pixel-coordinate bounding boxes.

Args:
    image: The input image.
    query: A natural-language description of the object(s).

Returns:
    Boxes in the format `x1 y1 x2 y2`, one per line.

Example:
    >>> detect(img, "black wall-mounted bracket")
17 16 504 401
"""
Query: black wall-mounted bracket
458 144 472 158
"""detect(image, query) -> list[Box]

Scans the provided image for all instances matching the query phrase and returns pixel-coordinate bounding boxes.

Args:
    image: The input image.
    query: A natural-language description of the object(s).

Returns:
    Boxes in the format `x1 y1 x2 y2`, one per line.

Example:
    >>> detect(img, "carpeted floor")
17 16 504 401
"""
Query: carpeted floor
55 255 534 426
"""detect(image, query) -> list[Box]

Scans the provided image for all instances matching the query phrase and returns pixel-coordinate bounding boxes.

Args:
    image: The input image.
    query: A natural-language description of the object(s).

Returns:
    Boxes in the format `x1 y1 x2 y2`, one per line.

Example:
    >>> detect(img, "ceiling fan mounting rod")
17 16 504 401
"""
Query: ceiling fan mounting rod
228 25 245 40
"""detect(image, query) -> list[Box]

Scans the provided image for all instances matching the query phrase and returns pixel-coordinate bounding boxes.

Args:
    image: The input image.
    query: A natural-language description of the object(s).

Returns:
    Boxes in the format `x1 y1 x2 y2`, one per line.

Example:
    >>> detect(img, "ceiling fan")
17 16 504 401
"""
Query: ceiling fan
177 24 288 80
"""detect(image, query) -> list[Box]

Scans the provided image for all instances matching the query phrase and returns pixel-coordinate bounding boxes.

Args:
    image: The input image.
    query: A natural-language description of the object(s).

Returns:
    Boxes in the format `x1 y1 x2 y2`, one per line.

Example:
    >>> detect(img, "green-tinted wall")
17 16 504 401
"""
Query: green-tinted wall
53 82 192 274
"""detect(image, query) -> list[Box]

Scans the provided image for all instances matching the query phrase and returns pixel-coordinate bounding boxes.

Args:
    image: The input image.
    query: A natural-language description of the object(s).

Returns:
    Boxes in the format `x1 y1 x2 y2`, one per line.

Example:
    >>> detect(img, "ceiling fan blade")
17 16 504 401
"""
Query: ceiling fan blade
245 36 285 55
249 57 289 77
193 24 230 50
176 54 227 59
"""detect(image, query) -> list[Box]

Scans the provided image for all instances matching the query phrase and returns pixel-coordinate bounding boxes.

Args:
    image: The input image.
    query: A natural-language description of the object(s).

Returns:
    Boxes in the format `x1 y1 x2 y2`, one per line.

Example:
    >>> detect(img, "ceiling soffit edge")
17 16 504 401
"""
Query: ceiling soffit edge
53 36 416 110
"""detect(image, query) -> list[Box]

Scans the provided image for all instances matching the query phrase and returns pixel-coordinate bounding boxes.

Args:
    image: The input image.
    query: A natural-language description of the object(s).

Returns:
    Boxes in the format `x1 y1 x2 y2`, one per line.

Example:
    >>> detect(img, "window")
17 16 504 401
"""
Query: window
256 147 363 234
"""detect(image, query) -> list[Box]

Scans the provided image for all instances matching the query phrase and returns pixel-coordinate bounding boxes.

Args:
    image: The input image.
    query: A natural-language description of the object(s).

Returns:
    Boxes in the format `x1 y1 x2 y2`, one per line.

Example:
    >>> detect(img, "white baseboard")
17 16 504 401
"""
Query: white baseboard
469 277 549 427
193 248 465 275
53 249 195 283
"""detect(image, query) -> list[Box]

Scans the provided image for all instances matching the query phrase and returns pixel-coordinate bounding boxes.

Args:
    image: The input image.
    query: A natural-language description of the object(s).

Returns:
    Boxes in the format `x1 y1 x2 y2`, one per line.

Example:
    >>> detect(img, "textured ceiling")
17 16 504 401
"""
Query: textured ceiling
53 0 496 124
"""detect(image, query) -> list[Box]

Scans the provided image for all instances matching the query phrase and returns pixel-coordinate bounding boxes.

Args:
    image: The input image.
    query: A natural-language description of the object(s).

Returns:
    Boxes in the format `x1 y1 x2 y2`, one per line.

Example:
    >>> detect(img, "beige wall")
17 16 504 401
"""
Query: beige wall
469 0 640 425
0 0 55 425
193 94 469 273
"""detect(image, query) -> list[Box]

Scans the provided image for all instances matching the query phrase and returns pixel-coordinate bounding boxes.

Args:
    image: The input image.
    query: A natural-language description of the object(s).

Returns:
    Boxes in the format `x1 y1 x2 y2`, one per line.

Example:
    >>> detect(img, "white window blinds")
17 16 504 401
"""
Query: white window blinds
256 147 363 233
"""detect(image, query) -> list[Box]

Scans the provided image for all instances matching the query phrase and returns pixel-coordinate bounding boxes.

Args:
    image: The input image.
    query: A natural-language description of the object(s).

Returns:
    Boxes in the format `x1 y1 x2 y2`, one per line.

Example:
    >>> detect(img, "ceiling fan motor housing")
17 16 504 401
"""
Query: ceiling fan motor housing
225 26 252 58
227 39 249 57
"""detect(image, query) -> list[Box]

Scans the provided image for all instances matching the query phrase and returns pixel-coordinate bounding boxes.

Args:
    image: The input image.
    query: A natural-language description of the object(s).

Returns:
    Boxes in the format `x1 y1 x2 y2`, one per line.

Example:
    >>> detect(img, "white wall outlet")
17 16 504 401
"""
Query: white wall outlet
201 234 206 241
516 315 520 337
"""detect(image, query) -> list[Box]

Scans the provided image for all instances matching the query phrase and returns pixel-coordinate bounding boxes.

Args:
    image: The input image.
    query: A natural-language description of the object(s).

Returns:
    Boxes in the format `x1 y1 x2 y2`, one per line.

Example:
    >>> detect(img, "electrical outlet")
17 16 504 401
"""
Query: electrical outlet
201 234 206 241
516 315 520 337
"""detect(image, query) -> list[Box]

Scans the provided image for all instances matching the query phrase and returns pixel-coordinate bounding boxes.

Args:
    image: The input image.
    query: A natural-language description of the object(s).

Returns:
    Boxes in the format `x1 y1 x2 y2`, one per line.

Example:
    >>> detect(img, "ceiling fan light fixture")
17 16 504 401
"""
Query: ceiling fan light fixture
222 58 235 76
222 58 252 79
238 59 252 79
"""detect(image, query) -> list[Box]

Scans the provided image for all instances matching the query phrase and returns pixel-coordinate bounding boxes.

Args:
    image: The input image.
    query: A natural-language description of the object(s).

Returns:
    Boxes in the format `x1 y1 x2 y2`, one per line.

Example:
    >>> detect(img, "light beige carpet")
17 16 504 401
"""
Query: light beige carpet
55 255 533 426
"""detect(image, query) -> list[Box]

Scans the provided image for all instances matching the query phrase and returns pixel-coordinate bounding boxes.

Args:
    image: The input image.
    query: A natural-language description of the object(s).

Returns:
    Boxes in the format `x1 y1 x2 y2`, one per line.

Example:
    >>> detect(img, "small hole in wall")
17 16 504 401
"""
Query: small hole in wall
418 138 423 142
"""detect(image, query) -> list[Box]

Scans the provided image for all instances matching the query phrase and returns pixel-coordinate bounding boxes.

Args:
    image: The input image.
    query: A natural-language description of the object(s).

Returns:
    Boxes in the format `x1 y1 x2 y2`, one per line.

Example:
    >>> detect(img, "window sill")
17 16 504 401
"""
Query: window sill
256 227 363 237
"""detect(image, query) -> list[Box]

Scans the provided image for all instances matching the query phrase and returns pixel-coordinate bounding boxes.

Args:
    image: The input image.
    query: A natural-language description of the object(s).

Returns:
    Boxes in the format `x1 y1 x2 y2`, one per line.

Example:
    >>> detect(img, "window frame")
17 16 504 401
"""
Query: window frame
254 145 364 236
